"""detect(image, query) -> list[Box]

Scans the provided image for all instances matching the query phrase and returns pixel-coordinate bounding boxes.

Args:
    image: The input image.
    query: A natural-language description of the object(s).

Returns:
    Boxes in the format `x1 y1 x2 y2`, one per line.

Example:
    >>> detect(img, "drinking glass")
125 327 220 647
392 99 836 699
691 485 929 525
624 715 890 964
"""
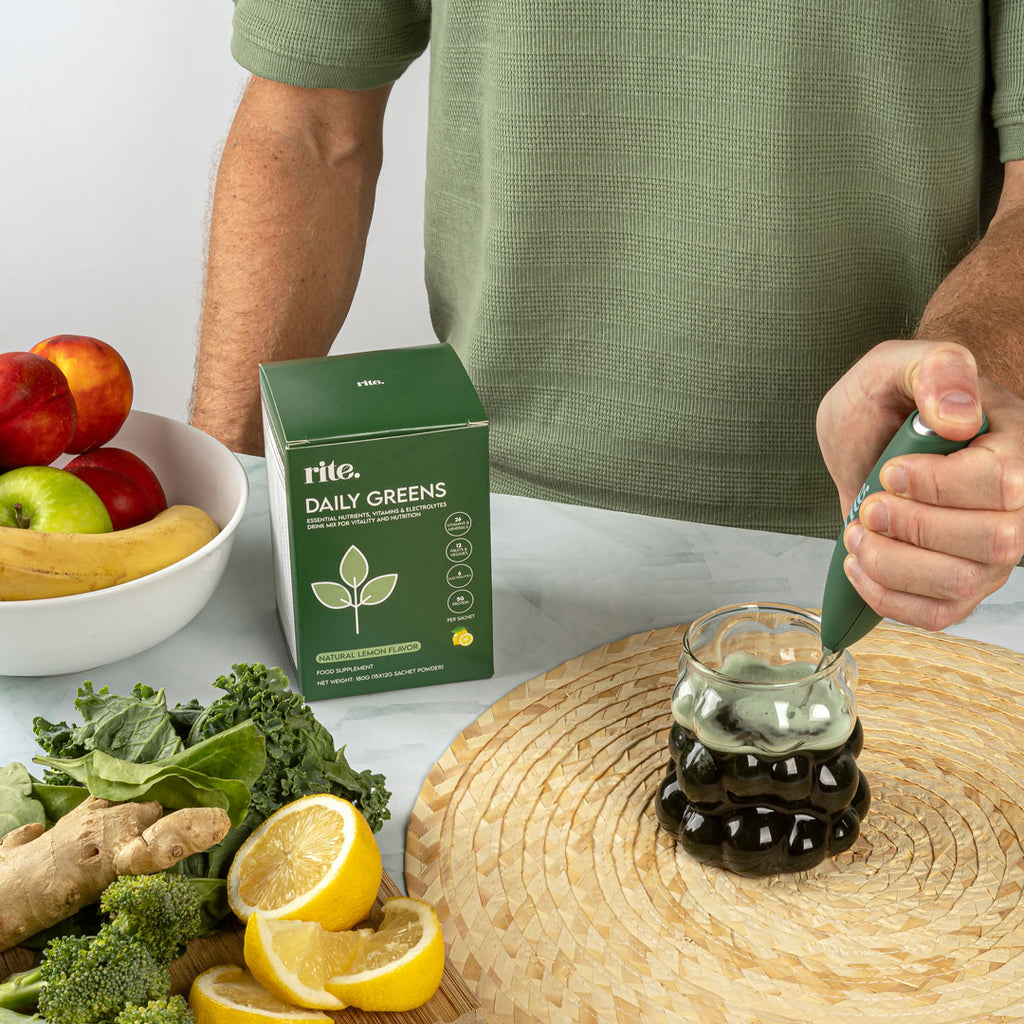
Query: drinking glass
655 603 871 875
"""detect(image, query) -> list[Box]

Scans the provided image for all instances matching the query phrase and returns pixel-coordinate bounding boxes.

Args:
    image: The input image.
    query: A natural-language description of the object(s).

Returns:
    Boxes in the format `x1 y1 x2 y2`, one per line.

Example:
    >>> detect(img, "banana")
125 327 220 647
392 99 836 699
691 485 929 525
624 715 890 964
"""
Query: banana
0 504 220 601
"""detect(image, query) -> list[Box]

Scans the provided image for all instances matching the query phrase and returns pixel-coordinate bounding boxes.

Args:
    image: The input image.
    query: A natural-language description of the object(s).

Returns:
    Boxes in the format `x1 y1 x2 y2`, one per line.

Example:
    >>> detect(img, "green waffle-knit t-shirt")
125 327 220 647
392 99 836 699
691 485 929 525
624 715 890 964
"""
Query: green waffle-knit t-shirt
230 1 1024 537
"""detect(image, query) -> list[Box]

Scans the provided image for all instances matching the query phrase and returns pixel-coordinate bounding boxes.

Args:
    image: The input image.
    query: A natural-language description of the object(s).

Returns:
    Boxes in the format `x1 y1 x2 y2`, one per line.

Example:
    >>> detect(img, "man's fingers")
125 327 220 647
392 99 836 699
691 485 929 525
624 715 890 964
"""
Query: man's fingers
816 338 985 512
875 444 1024 512
818 341 1024 634
842 553 1000 634
843 525 1012 632
858 493 1024 566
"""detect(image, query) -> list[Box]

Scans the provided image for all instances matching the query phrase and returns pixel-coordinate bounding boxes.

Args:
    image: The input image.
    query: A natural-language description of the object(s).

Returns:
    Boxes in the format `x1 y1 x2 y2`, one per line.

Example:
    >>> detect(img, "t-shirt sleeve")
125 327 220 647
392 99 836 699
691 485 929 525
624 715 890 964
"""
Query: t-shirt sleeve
231 0 431 90
991 0 1024 161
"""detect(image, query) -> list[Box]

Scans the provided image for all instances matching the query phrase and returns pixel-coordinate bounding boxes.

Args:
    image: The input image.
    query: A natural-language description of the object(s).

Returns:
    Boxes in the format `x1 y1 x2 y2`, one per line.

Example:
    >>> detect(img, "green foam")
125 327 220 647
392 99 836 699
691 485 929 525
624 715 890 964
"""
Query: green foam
671 653 855 755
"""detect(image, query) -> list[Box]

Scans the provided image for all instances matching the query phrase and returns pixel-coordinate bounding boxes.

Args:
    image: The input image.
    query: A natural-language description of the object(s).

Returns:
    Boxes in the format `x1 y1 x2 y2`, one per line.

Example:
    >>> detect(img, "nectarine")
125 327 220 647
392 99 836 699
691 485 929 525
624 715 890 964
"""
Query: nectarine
0 351 78 471
31 335 133 453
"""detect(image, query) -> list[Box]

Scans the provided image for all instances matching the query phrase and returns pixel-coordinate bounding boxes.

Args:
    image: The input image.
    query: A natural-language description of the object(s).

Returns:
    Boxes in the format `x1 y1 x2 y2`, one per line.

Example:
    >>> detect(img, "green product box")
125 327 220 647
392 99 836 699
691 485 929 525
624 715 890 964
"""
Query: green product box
259 343 494 700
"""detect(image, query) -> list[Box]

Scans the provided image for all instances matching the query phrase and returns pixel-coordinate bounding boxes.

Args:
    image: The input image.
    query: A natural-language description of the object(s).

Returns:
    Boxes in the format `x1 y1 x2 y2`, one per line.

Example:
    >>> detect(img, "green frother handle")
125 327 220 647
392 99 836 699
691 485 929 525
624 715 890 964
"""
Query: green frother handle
819 410 989 654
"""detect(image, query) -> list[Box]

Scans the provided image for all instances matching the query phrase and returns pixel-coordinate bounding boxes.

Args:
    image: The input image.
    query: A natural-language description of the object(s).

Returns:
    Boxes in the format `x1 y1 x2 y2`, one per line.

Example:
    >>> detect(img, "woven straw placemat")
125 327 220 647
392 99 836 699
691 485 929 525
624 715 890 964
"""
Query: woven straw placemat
406 621 1024 1024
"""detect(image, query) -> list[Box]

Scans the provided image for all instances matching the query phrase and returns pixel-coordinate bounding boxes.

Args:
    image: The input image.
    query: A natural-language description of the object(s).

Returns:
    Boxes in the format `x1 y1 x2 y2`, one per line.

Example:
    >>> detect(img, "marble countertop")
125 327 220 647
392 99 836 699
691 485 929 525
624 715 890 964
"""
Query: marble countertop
2 454 1022 885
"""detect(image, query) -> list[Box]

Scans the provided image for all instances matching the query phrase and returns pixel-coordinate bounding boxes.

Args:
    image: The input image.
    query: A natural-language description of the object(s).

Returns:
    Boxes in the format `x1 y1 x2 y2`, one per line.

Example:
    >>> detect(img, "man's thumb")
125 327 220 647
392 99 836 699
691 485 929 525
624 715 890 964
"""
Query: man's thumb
909 341 983 441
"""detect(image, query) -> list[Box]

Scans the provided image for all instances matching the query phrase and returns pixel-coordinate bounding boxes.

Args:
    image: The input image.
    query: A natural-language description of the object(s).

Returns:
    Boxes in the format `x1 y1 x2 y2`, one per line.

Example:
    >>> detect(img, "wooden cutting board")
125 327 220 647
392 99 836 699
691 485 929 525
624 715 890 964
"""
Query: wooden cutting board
0 870 486 1024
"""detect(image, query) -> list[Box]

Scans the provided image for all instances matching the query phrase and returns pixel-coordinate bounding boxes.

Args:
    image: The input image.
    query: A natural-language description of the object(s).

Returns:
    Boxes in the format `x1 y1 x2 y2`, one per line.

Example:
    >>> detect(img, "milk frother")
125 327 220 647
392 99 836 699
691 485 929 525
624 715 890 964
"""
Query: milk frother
818 409 989 660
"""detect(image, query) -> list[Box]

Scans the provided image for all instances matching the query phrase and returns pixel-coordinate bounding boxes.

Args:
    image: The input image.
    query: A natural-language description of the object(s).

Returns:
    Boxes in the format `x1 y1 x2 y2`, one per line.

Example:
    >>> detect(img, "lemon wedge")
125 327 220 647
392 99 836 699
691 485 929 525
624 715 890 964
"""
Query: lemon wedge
226 793 381 930
324 897 445 1012
188 964 332 1024
244 912 372 1010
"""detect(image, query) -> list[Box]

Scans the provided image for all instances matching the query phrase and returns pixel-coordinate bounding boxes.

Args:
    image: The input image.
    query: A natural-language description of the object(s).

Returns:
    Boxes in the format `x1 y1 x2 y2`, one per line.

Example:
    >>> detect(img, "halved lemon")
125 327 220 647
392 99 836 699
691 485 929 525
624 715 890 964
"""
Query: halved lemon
188 964 332 1024
226 793 382 930
244 911 372 1010
324 897 445 1012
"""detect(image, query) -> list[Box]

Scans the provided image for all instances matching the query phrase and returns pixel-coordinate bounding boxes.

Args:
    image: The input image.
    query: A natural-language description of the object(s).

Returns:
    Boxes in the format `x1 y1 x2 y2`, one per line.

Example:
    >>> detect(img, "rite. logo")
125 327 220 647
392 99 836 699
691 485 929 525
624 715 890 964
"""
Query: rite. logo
303 459 359 485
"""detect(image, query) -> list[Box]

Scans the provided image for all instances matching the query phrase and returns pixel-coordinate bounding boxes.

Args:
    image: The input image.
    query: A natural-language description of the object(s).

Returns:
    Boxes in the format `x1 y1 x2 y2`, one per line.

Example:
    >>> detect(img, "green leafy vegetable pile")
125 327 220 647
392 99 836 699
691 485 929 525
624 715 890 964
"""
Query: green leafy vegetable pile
3 663 390 925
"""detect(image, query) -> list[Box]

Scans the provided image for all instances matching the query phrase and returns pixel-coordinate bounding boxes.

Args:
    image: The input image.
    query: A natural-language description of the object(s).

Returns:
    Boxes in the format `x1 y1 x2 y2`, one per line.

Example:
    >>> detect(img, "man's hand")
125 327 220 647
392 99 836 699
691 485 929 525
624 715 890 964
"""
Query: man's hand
816 338 1024 632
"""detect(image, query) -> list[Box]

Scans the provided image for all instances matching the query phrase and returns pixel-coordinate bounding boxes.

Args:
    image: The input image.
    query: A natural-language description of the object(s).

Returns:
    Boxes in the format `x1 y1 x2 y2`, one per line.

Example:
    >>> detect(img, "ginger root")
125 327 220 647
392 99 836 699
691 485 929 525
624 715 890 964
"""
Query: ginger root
0 796 230 953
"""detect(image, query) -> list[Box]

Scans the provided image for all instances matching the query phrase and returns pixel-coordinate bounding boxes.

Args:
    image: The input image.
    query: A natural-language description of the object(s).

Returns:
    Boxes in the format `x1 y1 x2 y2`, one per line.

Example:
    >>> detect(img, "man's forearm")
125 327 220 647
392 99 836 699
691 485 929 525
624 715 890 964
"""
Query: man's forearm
914 160 1024 399
190 77 392 453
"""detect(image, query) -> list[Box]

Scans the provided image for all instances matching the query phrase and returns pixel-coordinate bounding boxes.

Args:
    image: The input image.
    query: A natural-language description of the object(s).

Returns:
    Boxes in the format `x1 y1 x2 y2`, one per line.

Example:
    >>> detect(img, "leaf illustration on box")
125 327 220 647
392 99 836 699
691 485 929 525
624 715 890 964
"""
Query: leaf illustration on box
340 545 369 588
312 545 397 634
360 574 398 606
310 582 352 609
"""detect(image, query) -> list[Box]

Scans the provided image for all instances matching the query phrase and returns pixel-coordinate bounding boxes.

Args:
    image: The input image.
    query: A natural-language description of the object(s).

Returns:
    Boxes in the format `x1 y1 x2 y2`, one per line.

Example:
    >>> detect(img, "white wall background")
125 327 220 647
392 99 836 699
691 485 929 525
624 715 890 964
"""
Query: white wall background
2 2 433 423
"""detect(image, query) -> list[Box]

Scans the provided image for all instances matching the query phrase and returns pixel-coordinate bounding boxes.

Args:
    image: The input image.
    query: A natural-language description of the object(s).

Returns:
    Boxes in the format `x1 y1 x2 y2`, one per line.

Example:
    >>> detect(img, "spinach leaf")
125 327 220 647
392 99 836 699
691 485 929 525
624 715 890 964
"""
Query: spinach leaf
31 782 90 823
165 720 266 791
0 762 45 839
182 876 231 936
34 740 258 828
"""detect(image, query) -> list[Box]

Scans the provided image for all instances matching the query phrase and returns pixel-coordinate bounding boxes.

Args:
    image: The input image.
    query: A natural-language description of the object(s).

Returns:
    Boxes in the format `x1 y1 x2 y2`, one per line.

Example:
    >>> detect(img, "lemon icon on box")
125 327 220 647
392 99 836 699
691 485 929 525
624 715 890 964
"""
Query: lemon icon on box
452 628 474 647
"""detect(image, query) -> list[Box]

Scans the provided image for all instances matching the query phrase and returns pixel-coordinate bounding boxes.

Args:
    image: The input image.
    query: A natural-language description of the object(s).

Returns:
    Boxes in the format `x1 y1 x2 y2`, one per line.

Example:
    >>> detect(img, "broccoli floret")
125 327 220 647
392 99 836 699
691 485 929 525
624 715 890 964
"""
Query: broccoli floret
0 935 168 1024
33 934 91 981
113 995 195 1024
99 873 203 964
37 931 170 1024
0 874 205 1024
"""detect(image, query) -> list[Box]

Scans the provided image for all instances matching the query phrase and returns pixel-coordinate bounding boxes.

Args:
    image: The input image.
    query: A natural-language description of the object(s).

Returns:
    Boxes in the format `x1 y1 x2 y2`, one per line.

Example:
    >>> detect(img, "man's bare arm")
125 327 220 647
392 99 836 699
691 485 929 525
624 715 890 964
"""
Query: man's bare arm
189 75 392 454
914 158 1024 398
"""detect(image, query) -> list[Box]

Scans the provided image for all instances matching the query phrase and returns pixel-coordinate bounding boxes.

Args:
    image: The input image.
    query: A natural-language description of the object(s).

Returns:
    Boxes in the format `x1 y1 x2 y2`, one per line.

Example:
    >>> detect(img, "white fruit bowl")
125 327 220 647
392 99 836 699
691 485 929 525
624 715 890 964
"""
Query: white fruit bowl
0 410 249 677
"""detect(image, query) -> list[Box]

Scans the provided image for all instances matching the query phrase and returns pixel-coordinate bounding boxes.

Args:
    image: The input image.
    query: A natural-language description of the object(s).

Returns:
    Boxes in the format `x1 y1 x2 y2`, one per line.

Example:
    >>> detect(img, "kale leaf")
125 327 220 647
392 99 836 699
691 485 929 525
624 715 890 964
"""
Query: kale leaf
185 663 391 832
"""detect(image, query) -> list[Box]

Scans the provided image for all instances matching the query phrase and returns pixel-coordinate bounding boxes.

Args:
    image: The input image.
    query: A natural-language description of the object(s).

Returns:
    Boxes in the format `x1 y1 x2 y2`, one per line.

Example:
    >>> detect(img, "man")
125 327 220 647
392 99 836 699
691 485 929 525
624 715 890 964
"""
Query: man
190 2 1024 634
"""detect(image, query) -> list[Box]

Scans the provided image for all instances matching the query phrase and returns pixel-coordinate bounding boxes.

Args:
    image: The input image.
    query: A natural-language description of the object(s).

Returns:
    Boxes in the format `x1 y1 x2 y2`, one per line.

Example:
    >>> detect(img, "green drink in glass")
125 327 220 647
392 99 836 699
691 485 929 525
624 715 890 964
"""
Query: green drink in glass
655 603 870 875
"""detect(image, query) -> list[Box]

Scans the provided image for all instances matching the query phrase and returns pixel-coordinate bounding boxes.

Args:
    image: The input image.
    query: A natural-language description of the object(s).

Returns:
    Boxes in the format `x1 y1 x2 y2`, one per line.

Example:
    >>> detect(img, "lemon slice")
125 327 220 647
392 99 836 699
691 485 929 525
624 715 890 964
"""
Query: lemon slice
244 911 372 1009
227 793 382 930
324 897 445 1012
188 964 332 1024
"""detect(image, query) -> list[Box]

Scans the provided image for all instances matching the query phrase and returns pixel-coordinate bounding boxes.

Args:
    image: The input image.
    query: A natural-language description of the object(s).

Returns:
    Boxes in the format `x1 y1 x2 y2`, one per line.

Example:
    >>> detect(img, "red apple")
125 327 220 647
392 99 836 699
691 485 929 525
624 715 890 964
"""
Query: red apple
64 447 168 530
30 335 133 453
0 351 78 471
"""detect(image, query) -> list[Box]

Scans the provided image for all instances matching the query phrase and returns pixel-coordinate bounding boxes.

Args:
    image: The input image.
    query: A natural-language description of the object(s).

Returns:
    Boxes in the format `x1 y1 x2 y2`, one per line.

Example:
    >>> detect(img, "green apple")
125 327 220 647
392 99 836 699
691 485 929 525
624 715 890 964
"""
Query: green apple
0 465 113 533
